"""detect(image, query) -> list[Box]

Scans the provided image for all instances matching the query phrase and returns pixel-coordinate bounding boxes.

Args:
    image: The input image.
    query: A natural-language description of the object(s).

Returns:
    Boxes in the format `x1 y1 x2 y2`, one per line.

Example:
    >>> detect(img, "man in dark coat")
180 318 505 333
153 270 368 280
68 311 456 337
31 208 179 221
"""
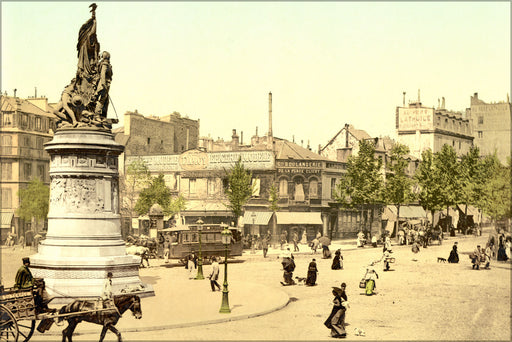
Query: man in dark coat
14 257 33 289
306 259 318 286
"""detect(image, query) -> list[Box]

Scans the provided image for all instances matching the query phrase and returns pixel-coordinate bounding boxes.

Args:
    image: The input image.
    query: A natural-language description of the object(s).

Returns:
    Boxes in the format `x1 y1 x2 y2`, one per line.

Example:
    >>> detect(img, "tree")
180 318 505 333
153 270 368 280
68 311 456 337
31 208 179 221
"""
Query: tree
383 143 416 235
225 158 254 226
459 146 484 223
134 174 185 216
415 149 444 220
16 178 49 232
478 153 511 225
120 159 152 221
433 144 460 217
334 139 384 237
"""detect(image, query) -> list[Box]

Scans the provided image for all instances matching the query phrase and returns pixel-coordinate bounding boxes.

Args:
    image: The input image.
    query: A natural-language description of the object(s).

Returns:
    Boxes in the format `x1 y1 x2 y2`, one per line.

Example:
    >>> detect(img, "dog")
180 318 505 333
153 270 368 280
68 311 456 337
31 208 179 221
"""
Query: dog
295 276 307 285
437 257 447 263
354 327 366 336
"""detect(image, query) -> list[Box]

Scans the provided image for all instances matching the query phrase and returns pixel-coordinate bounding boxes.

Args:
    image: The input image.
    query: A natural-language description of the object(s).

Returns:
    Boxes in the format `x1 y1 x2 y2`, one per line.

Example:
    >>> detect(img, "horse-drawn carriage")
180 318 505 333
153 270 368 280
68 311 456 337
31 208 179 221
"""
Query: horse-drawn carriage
0 279 141 342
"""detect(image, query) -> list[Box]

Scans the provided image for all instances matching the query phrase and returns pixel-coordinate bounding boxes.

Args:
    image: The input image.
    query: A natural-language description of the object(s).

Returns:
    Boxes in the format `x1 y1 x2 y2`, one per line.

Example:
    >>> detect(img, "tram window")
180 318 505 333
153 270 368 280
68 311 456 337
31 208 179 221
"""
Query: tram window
191 233 198 242
214 233 221 241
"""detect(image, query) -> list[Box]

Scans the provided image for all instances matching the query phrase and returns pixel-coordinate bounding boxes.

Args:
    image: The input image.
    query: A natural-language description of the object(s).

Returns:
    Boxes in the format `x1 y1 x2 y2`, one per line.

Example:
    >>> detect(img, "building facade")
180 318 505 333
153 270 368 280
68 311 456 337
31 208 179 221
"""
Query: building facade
0 95 57 241
467 92 511 164
396 95 474 159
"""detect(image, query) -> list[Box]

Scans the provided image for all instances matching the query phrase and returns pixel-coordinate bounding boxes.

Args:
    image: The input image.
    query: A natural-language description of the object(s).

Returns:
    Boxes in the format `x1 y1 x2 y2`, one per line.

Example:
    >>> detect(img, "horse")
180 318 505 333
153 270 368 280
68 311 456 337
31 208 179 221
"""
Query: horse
58 294 142 342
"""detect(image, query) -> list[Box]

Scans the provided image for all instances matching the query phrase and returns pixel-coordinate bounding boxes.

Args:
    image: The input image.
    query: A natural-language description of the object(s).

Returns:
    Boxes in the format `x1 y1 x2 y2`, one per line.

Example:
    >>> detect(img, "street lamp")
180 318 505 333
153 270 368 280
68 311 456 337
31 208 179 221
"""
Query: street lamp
195 218 204 280
219 223 232 313
251 212 257 254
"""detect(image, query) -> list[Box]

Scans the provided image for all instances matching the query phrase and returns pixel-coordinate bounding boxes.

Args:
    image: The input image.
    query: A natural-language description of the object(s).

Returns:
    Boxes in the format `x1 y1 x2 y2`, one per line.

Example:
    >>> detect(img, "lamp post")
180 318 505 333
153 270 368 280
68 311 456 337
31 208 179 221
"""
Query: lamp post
195 218 204 280
219 224 232 313
251 212 257 254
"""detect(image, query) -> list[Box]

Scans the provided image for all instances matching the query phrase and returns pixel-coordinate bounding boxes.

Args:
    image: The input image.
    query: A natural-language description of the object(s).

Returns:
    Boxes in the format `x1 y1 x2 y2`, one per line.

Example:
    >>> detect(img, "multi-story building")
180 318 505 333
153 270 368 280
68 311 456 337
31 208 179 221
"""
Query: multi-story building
467 92 511 164
395 92 474 159
0 95 57 241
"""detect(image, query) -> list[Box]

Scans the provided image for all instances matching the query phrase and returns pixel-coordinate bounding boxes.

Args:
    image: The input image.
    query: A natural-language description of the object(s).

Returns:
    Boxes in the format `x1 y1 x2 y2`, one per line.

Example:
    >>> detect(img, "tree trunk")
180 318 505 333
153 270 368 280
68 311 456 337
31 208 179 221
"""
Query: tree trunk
396 204 401 241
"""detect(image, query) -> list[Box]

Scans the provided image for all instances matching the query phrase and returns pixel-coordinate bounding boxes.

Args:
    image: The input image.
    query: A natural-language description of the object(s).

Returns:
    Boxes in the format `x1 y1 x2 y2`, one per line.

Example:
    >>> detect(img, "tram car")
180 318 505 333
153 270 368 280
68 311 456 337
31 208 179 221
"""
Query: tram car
160 224 243 264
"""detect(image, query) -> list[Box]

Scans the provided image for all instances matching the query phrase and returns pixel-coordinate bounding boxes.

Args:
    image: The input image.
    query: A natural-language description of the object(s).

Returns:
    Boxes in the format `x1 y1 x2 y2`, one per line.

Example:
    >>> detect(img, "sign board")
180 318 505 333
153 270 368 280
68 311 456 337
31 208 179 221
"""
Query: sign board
398 107 434 131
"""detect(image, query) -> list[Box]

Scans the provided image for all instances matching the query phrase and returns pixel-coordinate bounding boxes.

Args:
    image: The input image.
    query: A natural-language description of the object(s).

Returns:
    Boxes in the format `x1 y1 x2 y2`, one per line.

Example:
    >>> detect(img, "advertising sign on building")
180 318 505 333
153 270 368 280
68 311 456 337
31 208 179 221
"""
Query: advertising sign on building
126 150 275 172
398 107 434 131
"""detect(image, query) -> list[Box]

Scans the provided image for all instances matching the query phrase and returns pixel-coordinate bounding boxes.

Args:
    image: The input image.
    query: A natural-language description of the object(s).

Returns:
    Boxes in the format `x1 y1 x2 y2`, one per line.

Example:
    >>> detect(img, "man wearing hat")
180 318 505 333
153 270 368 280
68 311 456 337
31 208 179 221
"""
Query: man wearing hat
14 257 33 289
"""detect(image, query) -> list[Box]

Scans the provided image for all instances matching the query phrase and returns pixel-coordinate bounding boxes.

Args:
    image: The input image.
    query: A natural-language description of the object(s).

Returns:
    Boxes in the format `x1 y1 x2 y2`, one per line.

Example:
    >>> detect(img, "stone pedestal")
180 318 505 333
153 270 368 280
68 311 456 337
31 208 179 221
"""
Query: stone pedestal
30 128 154 302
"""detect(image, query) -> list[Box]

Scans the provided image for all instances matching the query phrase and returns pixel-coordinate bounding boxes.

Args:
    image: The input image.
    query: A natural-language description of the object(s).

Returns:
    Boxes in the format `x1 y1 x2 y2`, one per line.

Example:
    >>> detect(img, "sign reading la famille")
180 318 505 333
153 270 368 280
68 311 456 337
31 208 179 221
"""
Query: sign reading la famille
126 150 275 172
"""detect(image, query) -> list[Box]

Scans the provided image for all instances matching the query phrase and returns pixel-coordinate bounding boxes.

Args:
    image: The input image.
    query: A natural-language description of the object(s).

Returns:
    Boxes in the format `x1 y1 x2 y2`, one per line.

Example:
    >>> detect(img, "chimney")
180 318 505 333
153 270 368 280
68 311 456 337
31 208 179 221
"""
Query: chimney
345 123 349 148
437 98 440 109
255 126 258 136
267 91 273 149
231 129 239 147
417 89 421 103
292 135 295 143
441 97 445 109
403 92 406 106
240 131 243 145
307 140 311 150
14 88 17 98
35 87 37 98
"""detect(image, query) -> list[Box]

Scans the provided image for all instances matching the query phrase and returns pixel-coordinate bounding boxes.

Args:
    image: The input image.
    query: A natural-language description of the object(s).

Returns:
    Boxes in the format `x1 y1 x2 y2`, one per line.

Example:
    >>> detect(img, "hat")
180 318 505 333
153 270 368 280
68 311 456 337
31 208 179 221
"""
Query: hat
332 287 343 296
22 257 30 264
340 282 346 288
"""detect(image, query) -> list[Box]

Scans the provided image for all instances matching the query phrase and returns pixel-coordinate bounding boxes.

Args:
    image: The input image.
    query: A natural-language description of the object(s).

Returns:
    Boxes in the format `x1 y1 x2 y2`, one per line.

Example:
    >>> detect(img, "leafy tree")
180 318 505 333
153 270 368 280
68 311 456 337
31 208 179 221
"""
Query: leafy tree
434 144 460 214
120 159 152 220
478 153 511 225
383 143 416 234
134 174 185 216
415 149 444 220
458 146 484 221
225 158 254 226
16 178 49 232
334 139 384 237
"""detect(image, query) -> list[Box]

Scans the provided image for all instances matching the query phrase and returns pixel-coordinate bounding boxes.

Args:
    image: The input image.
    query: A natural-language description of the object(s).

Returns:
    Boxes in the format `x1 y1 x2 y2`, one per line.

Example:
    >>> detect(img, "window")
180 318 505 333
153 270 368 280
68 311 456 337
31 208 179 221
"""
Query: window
279 178 288 197
24 163 32 180
251 178 261 197
1 163 12 180
478 131 483 138
1 188 12 208
36 137 43 149
189 178 196 194
309 178 318 198
147 138 150 145
21 114 28 127
478 116 483 124
2 135 12 146
2 113 13 126
458 141 461 149
37 164 45 180
293 177 304 201
331 178 337 198
207 178 216 195
35 117 41 130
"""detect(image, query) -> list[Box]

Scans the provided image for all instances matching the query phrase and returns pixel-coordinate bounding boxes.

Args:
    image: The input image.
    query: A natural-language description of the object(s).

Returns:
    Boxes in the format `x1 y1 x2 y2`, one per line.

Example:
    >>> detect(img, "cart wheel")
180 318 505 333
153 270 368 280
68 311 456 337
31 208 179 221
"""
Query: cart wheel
0 304 19 342
17 319 35 342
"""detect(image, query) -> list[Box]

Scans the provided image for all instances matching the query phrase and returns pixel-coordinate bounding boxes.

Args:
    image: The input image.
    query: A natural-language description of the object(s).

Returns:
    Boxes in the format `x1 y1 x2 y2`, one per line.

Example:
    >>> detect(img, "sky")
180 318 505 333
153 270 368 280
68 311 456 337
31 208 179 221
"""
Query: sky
2 1 510 151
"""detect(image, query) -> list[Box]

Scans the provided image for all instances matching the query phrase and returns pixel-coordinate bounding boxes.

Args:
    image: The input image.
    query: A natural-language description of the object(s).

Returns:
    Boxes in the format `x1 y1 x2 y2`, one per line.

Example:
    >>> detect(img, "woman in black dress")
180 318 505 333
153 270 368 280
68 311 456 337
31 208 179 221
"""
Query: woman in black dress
324 283 348 338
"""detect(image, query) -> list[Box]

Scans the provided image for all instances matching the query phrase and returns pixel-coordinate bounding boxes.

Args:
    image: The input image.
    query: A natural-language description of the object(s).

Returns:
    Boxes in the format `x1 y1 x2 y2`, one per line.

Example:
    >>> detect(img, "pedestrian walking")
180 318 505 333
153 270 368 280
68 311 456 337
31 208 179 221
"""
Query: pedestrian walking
311 238 319 254
163 238 171 263
262 234 269 258
14 257 33 289
300 230 308 245
362 262 379 296
187 252 197 279
280 231 287 250
102 271 113 300
448 242 459 263
324 284 348 338
292 231 300 252
322 244 331 259
305 258 318 286
371 235 378 248
356 231 365 248
208 257 221 291
471 245 483 270
331 249 343 270
379 249 394 271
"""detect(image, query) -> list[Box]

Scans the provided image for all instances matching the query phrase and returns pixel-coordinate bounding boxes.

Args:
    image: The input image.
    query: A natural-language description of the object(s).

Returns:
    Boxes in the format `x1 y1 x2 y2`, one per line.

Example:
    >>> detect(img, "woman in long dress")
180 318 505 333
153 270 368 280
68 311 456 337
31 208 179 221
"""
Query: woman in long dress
331 249 343 270
305 259 318 286
324 285 347 338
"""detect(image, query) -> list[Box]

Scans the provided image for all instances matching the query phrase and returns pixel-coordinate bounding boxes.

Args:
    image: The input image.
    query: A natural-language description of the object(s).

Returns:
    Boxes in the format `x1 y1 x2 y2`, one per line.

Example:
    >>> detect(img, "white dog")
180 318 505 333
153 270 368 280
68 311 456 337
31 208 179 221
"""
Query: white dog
353 327 366 336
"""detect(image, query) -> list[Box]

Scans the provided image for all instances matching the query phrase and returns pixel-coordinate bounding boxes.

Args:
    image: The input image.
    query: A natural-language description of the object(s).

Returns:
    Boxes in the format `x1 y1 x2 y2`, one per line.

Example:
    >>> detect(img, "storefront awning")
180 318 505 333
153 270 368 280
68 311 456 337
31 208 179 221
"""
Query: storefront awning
276 212 323 225
1 212 14 229
242 211 273 225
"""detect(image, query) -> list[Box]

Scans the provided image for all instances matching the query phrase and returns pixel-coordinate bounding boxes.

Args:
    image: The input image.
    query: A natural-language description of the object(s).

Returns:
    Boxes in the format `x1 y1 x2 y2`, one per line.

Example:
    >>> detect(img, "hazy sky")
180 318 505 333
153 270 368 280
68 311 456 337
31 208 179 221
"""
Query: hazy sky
2 1 510 150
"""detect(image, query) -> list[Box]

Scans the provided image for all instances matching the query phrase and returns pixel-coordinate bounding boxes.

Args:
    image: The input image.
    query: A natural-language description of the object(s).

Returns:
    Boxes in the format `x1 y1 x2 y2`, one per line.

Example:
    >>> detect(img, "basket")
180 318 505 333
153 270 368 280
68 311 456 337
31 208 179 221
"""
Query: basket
359 280 366 289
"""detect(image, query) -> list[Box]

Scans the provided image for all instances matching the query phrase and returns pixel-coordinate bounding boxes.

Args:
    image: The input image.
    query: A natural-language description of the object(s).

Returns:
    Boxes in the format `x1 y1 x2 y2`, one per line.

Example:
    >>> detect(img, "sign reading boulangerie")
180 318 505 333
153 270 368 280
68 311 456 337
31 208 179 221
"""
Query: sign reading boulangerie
126 150 275 172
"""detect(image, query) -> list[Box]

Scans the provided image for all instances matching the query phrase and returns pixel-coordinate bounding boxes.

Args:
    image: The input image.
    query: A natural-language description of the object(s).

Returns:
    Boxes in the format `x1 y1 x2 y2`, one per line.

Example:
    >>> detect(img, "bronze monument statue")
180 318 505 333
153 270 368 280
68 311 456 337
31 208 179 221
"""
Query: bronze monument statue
53 3 116 130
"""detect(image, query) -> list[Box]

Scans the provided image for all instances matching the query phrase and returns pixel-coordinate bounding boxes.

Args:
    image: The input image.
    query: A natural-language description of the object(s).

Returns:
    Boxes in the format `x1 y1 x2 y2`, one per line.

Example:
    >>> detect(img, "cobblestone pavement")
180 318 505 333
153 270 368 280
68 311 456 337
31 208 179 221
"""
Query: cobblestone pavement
2 229 510 341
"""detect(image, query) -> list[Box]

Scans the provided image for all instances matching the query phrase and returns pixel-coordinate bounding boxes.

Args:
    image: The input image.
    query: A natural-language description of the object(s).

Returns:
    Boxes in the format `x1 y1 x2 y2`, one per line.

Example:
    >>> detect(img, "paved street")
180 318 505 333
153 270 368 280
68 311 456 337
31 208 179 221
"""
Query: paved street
1 229 510 341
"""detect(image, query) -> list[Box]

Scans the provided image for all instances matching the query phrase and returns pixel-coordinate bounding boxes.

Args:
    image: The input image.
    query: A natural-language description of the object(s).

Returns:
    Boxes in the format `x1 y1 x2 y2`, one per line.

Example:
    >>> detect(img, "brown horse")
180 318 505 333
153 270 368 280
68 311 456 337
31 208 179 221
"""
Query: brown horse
57 294 142 342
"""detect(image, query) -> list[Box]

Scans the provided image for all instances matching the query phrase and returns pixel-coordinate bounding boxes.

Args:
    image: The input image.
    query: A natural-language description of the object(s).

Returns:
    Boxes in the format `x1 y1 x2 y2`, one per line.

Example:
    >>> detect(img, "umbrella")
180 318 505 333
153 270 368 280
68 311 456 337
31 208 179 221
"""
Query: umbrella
318 236 331 246
33 234 43 239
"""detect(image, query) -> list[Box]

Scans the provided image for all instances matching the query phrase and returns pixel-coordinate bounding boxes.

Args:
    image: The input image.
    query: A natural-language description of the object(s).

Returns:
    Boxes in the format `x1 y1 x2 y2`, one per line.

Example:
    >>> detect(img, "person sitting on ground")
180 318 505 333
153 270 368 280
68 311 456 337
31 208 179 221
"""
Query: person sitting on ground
448 243 459 263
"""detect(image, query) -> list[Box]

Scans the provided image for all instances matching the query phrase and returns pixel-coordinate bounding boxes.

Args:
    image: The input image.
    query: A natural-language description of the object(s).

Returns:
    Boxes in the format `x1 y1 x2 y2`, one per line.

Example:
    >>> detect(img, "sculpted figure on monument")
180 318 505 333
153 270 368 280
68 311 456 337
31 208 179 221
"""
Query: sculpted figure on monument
52 3 116 130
